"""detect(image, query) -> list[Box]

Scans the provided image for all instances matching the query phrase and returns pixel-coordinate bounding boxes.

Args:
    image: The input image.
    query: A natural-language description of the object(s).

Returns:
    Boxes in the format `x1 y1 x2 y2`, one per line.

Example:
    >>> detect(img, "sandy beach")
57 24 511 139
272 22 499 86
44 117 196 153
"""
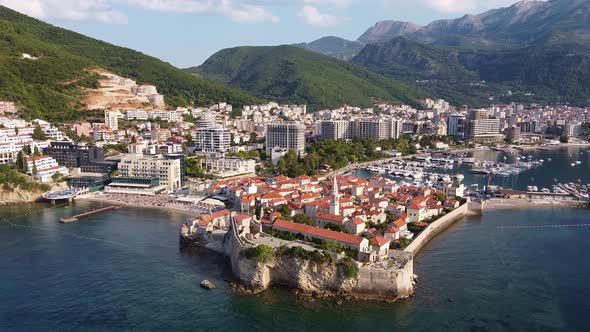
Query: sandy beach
77 193 201 216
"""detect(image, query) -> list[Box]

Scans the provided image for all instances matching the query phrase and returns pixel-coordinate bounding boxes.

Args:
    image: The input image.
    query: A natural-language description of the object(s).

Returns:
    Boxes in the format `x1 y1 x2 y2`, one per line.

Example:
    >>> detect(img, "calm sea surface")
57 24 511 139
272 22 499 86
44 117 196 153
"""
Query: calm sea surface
1 147 590 331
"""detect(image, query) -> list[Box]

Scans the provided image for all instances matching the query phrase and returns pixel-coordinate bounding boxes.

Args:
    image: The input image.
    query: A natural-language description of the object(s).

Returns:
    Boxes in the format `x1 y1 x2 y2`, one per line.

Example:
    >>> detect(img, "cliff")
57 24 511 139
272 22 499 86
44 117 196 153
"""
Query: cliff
0 187 42 205
224 219 414 301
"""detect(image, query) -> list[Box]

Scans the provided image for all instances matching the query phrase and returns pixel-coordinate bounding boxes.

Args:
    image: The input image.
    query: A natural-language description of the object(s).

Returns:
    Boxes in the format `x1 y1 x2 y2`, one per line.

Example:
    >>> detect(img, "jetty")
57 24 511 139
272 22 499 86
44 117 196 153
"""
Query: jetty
60 205 120 223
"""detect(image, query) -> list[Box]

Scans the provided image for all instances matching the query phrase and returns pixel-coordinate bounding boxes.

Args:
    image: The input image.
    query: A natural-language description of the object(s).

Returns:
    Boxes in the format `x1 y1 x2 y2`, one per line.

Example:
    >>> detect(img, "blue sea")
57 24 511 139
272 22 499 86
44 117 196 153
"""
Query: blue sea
1 147 590 331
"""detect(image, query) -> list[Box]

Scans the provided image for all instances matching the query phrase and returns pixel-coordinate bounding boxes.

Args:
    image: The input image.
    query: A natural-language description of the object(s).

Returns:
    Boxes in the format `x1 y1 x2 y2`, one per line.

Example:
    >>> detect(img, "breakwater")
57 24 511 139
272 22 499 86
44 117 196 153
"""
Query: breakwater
60 205 119 223
404 203 469 256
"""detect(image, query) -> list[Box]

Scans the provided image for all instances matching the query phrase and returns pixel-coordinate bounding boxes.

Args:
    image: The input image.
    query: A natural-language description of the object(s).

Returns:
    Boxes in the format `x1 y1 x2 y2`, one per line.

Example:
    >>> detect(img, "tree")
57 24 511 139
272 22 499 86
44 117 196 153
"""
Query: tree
186 157 205 178
32 161 38 175
33 146 41 157
325 223 349 233
560 135 569 143
293 214 312 225
22 144 32 156
278 205 292 220
51 172 62 182
32 126 46 140
16 151 25 173
250 132 258 143
255 202 262 220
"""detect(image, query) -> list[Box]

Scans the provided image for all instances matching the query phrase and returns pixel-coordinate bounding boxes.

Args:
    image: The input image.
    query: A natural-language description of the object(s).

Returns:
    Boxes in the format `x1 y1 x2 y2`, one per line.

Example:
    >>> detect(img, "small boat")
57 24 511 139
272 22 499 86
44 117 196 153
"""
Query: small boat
576 161 582 164
571 163 576 167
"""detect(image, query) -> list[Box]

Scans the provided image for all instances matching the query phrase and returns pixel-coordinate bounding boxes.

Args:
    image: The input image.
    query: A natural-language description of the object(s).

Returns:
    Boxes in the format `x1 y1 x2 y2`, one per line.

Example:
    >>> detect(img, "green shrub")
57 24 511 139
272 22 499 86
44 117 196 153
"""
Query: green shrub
339 257 359 279
241 245 274 263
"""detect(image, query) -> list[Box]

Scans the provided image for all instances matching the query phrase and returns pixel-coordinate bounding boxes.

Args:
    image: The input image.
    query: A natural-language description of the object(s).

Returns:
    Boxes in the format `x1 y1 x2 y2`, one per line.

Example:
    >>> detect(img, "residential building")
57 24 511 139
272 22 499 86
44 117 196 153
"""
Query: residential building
25 155 69 182
117 154 182 191
265 122 306 156
193 126 231 155
447 114 466 138
43 142 117 173
105 110 119 130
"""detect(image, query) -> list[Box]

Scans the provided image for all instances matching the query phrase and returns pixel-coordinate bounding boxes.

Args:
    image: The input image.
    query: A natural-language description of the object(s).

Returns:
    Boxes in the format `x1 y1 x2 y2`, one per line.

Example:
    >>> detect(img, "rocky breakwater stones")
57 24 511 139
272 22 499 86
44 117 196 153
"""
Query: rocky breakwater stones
200 279 216 290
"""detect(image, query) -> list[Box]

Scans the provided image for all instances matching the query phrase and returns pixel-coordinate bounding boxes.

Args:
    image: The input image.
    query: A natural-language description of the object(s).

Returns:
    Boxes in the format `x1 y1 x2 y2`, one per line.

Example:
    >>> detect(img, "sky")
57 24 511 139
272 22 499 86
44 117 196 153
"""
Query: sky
0 0 519 68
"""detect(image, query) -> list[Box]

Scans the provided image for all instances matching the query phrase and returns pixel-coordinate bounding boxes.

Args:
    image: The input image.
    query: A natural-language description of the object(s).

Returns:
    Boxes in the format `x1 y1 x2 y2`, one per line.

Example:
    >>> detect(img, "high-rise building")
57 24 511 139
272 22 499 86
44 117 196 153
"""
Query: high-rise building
317 118 402 141
316 120 352 141
447 114 466 139
104 110 119 130
504 126 521 143
564 122 581 137
266 122 306 156
465 109 503 144
193 126 231 155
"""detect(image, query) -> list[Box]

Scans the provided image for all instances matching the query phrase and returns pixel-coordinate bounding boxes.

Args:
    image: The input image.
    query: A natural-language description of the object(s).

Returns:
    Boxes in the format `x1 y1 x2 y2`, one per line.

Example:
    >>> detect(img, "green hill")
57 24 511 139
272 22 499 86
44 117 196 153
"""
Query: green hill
189 45 423 110
0 5 261 121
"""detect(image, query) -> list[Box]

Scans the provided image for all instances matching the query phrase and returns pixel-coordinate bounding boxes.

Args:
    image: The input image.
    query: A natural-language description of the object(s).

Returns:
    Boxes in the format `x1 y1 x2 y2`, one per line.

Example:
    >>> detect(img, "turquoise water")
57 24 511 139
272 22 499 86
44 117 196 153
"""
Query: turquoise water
1 147 590 331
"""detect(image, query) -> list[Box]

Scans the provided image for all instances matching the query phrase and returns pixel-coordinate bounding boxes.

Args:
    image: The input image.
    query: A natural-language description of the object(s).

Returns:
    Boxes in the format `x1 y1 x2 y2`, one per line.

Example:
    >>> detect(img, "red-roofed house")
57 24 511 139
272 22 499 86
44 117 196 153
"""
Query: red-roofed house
315 211 347 229
345 217 366 235
272 219 369 255
369 236 390 260
407 204 426 222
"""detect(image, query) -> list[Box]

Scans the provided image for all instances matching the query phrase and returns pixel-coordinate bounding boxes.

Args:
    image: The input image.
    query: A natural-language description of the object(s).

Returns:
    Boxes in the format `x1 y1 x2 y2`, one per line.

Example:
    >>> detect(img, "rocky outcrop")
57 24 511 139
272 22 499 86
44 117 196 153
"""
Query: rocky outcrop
224 218 414 301
0 187 42 205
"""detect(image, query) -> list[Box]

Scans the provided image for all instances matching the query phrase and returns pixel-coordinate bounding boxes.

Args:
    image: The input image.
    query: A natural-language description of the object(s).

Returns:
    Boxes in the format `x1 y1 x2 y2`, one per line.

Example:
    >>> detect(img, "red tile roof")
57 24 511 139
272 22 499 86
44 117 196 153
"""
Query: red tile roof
273 219 364 246
315 211 345 223
369 236 390 247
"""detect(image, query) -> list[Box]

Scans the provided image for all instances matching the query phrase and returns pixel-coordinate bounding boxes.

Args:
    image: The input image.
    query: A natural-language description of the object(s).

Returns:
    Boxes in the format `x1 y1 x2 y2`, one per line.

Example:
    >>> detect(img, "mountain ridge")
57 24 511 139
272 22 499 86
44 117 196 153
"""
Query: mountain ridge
190 45 423 110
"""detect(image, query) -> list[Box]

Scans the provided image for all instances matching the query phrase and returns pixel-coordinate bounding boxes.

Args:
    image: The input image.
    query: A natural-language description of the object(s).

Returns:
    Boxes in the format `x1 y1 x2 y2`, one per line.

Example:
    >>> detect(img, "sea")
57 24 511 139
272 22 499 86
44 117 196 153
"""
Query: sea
1 146 590 331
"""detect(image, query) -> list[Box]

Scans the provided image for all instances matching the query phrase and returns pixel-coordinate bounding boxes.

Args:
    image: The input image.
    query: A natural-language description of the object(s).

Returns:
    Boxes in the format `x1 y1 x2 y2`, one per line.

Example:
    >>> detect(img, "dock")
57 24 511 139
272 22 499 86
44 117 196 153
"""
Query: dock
60 205 120 223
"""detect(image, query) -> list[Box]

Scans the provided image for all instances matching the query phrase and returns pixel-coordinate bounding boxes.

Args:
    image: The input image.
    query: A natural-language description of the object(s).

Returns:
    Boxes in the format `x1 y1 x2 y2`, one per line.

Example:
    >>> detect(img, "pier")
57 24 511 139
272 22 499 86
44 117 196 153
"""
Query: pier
60 205 120 223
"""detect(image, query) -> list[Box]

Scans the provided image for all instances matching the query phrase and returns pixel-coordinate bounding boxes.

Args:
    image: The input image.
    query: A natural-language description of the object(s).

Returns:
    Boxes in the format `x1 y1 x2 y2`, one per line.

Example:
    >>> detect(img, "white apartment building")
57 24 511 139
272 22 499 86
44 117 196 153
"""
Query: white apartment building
117 154 182 191
149 110 181 122
201 158 256 177
104 110 119 130
265 122 306 156
192 126 231 155
42 126 64 141
126 109 149 121
25 155 69 182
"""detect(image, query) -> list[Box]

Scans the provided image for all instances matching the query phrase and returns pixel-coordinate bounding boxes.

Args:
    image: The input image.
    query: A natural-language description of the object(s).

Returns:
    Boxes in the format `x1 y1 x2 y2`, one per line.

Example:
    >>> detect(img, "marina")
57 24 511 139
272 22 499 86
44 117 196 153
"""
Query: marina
360 146 590 203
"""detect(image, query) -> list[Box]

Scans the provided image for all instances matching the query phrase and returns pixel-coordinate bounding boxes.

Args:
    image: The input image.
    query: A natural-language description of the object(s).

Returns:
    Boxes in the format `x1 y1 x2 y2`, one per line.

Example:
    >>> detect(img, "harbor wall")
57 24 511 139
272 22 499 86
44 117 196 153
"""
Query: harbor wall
404 203 468 256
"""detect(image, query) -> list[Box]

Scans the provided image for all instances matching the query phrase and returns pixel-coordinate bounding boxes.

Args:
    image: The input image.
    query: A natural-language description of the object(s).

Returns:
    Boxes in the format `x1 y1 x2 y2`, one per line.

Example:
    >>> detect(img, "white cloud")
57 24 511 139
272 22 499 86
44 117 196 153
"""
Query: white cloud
0 0 279 24
422 0 517 14
0 0 523 26
0 0 128 24
123 0 279 23
298 5 348 27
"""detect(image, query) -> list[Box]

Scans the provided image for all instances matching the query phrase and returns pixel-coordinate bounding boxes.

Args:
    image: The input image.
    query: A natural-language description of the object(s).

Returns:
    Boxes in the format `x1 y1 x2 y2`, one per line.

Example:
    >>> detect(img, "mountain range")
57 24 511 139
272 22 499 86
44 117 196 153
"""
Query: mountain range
287 0 590 106
1 0 589 121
